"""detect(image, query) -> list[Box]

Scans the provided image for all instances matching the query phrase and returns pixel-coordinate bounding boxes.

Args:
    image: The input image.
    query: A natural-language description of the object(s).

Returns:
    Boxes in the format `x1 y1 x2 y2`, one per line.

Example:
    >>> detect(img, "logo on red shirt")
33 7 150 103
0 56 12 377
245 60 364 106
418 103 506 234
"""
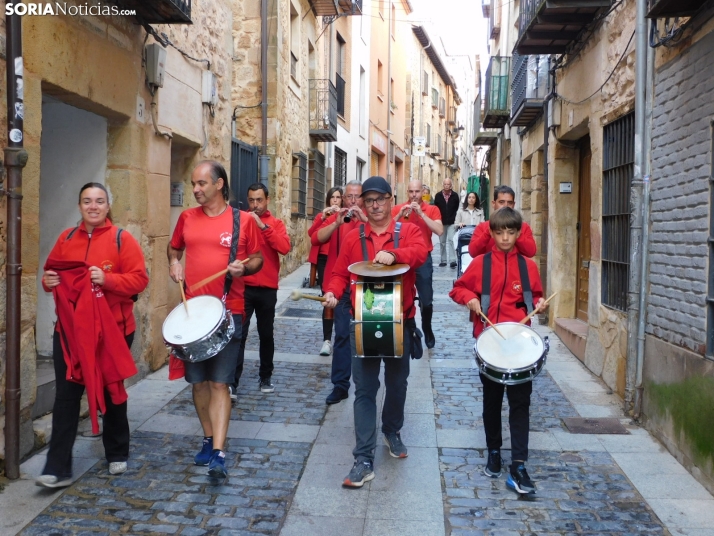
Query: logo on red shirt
512 281 522 293
219 232 232 248
100 260 114 272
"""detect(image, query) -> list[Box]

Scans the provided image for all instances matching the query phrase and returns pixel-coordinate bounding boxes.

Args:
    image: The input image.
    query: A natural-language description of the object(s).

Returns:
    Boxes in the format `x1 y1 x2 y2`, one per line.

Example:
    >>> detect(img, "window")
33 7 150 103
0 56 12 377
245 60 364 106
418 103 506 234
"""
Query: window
356 158 365 182
602 112 634 311
377 60 384 100
308 149 326 218
291 152 307 217
426 124 431 146
432 88 439 109
336 33 346 78
290 4 299 83
334 147 347 187
422 71 428 96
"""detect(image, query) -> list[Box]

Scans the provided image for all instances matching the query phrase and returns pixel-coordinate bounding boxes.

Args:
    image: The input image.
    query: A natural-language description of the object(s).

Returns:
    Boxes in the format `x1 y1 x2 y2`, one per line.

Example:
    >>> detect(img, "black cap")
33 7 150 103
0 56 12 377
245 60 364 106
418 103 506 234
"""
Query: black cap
361 176 392 196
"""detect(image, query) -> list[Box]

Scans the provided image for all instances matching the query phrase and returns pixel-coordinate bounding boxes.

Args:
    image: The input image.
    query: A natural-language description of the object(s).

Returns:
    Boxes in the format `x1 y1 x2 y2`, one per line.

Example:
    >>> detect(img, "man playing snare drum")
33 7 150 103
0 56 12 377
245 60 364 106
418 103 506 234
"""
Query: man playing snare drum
168 161 262 479
450 208 547 494
323 176 428 488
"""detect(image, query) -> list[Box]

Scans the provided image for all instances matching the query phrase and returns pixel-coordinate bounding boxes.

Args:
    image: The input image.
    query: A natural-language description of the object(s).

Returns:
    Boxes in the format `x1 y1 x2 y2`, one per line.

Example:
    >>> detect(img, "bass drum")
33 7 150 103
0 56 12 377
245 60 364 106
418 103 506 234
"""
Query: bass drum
163 295 235 363
474 322 548 385
353 278 404 358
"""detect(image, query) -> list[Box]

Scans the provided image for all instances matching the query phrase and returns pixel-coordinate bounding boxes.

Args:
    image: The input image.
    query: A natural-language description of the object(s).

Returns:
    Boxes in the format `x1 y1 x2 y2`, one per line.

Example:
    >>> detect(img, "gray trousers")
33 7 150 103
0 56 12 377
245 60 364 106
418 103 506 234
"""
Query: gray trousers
439 224 456 263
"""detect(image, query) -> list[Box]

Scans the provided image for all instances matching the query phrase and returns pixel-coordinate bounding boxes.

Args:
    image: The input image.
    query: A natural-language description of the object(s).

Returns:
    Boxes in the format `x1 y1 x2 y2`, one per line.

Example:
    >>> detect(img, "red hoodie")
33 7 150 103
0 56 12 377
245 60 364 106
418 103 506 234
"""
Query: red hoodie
468 221 537 258
450 245 543 338
311 213 361 292
325 220 428 318
43 221 149 335
243 210 291 289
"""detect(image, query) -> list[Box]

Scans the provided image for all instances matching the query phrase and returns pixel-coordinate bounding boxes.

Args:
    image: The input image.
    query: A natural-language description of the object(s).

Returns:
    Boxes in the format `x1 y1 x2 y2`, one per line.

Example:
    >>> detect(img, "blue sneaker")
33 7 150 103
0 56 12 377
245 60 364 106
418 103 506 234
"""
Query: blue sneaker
506 463 536 494
208 450 227 478
194 437 213 466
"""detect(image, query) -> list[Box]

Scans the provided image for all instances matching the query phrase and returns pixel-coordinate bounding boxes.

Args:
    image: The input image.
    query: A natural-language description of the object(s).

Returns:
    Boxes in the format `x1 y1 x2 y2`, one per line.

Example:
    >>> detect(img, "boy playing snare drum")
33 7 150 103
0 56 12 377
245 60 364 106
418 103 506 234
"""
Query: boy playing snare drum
450 208 548 494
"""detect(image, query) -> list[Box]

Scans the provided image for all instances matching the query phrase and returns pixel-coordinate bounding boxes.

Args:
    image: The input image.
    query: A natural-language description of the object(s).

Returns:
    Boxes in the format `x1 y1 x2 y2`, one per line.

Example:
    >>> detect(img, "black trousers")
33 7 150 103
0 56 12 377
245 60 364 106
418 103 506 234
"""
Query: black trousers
43 331 134 479
316 253 333 341
235 285 277 385
480 374 532 463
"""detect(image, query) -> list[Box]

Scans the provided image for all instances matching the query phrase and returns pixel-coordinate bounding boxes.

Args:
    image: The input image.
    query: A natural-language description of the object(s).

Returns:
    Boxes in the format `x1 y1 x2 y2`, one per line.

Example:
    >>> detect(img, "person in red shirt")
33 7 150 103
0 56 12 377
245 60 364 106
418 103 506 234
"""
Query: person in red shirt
168 161 263 479
450 207 547 495
231 183 291 396
311 180 368 405
323 176 428 488
392 179 443 348
468 185 537 258
37 183 148 489
307 187 343 356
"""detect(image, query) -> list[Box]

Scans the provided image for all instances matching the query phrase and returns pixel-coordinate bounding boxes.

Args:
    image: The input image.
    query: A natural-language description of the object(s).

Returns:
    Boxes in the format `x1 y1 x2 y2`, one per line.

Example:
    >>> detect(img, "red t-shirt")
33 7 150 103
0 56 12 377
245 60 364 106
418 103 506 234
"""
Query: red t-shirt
391 202 442 252
170 207 261 314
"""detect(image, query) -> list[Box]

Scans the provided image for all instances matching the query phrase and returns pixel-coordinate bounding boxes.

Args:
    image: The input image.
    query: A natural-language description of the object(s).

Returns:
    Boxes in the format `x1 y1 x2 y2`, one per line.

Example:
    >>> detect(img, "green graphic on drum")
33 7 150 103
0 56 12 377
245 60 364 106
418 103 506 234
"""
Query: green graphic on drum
354 279 403 358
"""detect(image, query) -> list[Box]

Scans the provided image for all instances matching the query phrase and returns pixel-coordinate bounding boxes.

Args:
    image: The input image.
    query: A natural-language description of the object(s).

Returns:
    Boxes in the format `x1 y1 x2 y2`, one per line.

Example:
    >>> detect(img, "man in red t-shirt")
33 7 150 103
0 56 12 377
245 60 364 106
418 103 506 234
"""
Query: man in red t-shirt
392 179 443 348
311 180 367 405
168 161 262 479
323 176 428 488
232 183 291 396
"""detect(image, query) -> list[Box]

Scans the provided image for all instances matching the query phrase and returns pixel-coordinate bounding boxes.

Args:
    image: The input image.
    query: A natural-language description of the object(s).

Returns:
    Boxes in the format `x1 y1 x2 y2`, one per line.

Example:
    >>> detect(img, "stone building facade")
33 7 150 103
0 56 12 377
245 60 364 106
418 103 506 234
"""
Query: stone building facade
0 0 233 465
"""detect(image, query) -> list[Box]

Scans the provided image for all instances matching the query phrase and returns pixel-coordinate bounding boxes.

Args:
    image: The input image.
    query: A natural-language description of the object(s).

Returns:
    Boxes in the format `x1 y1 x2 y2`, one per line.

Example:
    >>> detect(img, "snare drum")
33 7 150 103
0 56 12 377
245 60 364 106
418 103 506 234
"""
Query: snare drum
474 322 548 385
163 295 235 363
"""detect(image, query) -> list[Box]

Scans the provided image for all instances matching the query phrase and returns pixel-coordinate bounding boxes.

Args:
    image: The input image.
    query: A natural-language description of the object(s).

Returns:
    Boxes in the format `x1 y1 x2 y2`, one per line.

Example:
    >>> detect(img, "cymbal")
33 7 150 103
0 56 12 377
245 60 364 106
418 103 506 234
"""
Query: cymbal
348 261 409 277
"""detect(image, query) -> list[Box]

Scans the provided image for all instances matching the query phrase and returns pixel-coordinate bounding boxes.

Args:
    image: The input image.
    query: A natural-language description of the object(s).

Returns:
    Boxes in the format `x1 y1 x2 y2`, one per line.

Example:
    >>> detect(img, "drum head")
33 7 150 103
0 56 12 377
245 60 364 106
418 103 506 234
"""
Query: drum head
348 261 409 277
163 295 226 345
475 322 545 371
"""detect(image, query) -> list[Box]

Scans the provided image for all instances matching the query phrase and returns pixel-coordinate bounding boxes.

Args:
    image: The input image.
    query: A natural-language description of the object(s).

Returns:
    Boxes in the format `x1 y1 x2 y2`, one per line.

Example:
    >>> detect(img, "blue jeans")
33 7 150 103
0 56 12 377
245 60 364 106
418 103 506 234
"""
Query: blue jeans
350 317 414 463
332 292 352 391
415 254 434 308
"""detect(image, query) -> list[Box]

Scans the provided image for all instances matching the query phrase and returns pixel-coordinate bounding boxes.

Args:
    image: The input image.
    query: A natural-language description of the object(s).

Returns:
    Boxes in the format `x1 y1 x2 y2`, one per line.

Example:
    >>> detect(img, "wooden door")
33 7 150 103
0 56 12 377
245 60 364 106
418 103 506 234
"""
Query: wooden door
576 139 591 322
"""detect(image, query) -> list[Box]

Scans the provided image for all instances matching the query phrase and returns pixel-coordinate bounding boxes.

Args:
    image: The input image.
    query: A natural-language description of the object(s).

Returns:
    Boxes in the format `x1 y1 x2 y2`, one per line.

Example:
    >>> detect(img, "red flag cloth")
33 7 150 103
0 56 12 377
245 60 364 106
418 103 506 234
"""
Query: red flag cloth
168 354 186 380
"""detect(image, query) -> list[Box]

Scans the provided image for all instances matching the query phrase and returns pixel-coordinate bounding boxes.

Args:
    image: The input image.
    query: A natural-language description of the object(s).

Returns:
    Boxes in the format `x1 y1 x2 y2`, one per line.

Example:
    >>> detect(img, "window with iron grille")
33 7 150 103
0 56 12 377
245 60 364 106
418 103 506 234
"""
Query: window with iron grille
432 88 439 108
601 112 634 312
291 152 308 217
334 147 347 187
705 121 714 359
308 149 326 218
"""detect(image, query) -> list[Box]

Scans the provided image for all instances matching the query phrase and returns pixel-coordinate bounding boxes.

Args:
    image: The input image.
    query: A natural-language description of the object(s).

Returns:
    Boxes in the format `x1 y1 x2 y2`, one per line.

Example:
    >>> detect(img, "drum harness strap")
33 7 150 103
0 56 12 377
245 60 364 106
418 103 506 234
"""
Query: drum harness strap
359 222 401 261
222 207 241 303
480 252 533 324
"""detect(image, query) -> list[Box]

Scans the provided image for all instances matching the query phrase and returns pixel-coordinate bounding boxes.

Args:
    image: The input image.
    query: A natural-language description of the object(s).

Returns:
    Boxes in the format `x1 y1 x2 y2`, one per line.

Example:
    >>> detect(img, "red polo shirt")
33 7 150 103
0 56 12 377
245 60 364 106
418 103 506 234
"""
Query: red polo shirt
391 201 442 252
243 210 291 289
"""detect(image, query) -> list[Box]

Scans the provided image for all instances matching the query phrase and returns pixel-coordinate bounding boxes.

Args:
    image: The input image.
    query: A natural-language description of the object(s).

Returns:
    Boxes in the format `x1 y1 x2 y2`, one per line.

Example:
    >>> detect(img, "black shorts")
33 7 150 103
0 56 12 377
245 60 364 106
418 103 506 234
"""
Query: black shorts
184 314 242 384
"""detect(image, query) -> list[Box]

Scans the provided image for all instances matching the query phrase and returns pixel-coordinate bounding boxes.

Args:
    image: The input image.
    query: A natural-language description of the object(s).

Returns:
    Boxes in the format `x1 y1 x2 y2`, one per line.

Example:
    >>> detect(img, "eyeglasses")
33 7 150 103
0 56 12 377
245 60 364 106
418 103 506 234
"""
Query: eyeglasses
363 195 391 207
345 195 360 201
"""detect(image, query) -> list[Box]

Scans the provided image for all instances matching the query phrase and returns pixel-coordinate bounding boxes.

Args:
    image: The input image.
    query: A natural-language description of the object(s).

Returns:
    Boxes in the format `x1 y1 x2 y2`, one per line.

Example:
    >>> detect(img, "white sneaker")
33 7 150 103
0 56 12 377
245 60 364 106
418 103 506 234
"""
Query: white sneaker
320 340 333 356
109 461 127 475
36 474 73 488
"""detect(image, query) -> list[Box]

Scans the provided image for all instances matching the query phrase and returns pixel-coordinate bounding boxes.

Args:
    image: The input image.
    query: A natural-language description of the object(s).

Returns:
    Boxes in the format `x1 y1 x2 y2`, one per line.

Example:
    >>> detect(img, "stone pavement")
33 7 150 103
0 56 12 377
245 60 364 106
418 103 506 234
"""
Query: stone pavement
3 250 714 535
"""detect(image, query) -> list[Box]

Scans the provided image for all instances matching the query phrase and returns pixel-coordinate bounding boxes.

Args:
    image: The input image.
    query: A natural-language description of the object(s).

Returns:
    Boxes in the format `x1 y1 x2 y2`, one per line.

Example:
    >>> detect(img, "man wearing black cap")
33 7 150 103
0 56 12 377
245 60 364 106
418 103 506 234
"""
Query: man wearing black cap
323 176 428 488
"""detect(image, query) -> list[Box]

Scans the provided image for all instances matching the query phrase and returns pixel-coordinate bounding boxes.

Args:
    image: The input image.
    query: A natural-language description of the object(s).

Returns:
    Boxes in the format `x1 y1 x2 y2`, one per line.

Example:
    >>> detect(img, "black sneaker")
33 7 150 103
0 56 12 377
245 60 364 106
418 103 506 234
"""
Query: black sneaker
506 463 536 494
450 261 457 268
439 262 447 267
484 449 502 477
259 378 274 393
383 432 408 458
343 460 375 488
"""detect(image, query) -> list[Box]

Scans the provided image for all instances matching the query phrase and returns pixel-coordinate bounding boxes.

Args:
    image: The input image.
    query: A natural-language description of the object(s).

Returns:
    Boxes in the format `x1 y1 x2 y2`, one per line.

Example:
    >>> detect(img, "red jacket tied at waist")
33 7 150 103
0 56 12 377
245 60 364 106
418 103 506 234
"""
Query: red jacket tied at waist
45 258 139 434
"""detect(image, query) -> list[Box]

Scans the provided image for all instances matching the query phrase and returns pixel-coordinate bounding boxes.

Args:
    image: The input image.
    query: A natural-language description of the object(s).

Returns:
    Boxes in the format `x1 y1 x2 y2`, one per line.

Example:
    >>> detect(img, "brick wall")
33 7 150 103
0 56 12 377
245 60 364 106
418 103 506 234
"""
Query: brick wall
648 30 714 354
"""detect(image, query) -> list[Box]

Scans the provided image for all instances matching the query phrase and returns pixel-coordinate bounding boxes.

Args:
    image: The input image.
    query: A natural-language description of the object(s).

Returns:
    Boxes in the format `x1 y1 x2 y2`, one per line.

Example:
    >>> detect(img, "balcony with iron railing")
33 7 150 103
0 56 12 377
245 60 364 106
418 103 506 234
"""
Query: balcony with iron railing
309 79 338 142
309 0 363 16
472 90 500 146
510 53 549 127
515 0 612 54
647 0 706 17
113 0 191 23
489 0 501 39
483 56 510 129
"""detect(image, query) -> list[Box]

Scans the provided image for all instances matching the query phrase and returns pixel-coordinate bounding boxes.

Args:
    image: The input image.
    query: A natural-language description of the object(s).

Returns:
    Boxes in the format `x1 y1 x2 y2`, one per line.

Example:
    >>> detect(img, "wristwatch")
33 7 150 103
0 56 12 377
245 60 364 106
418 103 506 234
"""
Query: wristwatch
261 224 270 231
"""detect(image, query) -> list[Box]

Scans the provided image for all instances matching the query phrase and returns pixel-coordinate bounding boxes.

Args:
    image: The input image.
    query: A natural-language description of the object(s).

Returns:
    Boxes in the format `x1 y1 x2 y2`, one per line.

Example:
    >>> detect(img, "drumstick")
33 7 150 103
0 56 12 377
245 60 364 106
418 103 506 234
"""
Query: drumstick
178 280 189 315
290 289 327 302
478 311 507 340
519 292 558 325
187 258 251 293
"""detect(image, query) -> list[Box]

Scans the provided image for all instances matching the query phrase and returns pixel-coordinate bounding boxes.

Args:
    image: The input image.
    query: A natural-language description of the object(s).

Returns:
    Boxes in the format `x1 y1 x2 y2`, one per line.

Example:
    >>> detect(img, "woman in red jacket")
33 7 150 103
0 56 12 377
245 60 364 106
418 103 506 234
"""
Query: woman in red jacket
308 187 343 356
36 182 148 489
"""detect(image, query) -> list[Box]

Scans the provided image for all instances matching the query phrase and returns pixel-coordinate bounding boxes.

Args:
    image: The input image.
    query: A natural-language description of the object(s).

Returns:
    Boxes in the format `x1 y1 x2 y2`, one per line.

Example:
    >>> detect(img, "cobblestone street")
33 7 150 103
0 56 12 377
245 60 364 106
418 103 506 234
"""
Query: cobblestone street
5 259 714 535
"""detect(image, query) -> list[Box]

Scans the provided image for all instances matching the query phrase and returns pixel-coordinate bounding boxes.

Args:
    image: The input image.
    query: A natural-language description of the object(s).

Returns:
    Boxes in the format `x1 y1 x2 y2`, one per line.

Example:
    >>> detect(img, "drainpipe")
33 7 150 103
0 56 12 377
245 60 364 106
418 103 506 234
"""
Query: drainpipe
4 10 27 481
626 0 648 414
634 33 655 419
259 0 269 186
495 135 502 186
386 1 392 188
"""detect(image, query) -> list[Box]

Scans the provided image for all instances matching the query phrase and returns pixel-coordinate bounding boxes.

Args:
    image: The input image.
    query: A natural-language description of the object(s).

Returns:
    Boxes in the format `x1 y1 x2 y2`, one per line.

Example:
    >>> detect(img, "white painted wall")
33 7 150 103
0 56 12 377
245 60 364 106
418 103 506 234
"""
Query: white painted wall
36 98 108 356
